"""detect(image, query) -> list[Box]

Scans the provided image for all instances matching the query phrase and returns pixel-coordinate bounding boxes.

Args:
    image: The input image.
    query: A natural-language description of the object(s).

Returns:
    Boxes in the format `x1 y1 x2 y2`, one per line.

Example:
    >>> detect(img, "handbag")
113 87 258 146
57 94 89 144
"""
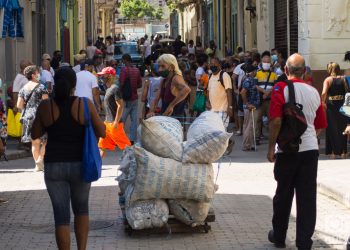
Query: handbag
82 97 102 182
7 109 22 138
193 91 206 112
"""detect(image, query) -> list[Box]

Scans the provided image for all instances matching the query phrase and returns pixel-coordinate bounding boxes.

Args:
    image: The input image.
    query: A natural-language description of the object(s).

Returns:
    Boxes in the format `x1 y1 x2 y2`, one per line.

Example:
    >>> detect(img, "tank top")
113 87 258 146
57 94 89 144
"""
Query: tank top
161 76 176 104
44 97 85 163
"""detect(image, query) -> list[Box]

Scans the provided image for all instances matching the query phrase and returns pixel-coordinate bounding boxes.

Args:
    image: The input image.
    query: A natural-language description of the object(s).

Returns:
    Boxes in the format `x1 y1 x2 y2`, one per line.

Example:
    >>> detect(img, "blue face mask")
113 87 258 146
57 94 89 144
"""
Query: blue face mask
272 55 278 63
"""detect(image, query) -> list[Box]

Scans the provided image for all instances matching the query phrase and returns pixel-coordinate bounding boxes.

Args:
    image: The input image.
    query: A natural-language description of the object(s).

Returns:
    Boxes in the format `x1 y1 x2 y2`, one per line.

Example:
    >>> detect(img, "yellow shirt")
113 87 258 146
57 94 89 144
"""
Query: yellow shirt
256 70 278 92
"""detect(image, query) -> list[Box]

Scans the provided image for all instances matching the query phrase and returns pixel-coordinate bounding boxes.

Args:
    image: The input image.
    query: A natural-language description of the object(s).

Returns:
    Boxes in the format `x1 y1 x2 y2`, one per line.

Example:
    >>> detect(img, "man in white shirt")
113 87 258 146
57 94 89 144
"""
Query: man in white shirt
86 39 97 60
144 35 152 58
105 36 114 65
41 60 54 92
75 59 101 111
12 60 32 114
40 53 55 76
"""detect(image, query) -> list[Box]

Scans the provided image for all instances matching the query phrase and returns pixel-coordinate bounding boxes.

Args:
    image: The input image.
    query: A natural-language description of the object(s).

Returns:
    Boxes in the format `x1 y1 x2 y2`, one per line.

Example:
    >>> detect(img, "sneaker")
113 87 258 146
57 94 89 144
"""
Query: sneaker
0 198 8 204
35 160 44 172
268 230 286 248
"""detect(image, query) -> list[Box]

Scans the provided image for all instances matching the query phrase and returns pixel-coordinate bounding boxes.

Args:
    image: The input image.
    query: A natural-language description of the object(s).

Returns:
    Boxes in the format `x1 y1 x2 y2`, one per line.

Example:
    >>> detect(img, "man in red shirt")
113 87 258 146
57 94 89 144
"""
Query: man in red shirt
267 54 327 250
119 54 142 144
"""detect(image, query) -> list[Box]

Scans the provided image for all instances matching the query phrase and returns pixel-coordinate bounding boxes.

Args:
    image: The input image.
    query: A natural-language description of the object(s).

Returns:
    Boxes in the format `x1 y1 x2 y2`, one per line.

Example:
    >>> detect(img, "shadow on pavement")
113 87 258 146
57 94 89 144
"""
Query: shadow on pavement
0 186 337 249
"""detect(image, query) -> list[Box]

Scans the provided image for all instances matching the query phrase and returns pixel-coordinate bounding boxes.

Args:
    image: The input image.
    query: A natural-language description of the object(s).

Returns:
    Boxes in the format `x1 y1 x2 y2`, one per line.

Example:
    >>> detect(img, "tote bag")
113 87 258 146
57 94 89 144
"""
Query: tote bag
7 109 22 138
82 98 102 182
193 91 206 113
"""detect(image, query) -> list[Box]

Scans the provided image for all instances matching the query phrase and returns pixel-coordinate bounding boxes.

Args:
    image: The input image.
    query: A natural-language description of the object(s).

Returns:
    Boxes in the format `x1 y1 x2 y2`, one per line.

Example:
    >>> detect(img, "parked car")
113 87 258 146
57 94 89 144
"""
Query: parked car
114 41 143 76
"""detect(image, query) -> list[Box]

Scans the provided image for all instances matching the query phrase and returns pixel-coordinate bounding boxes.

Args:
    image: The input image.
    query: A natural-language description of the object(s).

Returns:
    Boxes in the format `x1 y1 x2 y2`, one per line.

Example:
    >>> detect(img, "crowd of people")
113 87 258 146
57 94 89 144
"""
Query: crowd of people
2 32 350 249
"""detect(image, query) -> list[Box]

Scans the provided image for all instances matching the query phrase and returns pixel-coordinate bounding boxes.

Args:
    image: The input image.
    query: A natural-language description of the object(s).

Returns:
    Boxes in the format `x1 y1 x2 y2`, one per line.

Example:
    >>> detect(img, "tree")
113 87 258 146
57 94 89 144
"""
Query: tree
120 0 163 20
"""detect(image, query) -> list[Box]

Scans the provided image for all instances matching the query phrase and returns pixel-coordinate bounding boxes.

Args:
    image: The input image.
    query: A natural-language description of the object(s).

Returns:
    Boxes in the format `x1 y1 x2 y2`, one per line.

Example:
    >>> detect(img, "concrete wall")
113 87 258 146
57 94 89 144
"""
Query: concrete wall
298 0 350 71
0 0 34 85
256 0 275 52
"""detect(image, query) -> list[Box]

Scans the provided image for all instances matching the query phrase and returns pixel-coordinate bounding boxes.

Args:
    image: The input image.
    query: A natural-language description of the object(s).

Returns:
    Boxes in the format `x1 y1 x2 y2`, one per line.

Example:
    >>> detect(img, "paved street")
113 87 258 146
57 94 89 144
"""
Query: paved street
1 135 350 250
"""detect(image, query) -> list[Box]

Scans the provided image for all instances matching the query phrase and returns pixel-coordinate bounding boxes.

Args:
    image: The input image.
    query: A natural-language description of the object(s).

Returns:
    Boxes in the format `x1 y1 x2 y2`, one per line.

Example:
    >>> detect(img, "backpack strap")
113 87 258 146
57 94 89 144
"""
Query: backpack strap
285 80 296 104
219 71 225 88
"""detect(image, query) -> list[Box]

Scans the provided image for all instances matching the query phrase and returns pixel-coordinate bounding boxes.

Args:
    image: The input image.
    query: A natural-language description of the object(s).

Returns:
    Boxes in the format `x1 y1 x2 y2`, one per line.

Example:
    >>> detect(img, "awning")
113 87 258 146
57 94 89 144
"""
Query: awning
1 0 24 38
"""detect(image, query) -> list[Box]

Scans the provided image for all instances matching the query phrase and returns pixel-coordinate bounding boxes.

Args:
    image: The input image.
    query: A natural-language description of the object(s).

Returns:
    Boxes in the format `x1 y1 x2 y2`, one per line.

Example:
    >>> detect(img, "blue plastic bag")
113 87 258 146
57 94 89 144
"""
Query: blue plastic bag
82 98 102 182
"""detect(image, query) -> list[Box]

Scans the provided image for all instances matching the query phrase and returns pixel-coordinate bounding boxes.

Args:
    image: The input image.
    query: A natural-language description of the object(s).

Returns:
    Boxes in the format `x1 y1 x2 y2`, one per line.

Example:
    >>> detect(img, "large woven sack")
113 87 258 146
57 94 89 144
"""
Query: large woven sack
183 111 232 164
117 147 137 194
140 116 183 161
168 200 210 227
126 199 169 230
129 146 215 202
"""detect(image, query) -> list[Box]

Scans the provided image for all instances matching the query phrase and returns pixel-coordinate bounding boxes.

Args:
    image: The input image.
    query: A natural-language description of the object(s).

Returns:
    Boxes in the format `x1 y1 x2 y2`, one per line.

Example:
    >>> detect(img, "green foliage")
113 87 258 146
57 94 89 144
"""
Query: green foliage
120 0 163 20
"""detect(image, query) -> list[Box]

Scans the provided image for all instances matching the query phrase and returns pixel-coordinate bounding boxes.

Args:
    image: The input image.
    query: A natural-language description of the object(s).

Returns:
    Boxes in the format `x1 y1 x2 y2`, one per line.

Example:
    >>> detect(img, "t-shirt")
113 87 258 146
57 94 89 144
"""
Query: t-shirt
144 40 152 58
196 66 205 91
208 71 232 112
72 64 81 73
270 79 327 152
233 63 245 88
105 44 114 62
86 45 97 59
119 66 142 101
104 84 122 122
188 45 196 55
12 73 28 93
256 70 278 92
242 77 260 108
75 70 98 101
40 66 55 77
40 70 54 87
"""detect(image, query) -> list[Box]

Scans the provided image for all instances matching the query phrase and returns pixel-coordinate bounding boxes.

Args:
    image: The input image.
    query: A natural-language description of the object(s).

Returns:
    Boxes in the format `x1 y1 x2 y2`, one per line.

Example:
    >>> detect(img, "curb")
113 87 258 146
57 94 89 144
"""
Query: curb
317 182 350 209
2 151 31 161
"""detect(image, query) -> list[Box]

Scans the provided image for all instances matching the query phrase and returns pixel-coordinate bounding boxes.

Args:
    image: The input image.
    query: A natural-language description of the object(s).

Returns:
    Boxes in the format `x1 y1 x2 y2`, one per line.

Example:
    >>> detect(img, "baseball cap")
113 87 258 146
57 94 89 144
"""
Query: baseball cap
42 53 51 60
84 59 95 66
97 67 116 76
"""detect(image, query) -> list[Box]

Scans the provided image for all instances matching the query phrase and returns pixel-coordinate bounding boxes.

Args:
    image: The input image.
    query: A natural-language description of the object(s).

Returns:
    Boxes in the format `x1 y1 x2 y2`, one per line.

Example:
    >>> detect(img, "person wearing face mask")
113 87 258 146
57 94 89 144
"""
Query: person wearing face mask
256 51 278 144
207 57 234 154
17 66 49 171
240 62 260 151
148 54 191 119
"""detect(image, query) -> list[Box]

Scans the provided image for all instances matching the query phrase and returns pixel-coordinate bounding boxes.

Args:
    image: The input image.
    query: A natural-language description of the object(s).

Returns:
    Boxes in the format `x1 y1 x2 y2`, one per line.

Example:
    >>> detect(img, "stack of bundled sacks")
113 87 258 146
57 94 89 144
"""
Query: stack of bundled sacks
117 111 232 230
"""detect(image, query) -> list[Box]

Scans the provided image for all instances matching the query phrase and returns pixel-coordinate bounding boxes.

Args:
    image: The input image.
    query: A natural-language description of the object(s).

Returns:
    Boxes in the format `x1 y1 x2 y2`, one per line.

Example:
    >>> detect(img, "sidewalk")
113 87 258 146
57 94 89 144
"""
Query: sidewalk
2 138 31 161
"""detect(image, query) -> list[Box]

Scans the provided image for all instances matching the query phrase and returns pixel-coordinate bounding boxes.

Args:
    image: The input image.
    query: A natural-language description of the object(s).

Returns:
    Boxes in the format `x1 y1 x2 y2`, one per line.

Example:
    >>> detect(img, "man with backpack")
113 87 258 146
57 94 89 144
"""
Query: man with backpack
267 54 327 250
119 54 142 144
207 57 234 154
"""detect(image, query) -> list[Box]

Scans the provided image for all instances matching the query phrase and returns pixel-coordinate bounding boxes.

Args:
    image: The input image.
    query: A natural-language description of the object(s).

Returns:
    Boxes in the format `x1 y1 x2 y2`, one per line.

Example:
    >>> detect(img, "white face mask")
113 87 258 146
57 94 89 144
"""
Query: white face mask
262 63 271 71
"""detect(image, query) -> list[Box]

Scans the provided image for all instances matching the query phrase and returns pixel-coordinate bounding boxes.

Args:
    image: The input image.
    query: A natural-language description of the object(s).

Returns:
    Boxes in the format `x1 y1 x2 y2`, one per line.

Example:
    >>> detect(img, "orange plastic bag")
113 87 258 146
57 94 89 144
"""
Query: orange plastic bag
7 109 22 138
98 122 131 151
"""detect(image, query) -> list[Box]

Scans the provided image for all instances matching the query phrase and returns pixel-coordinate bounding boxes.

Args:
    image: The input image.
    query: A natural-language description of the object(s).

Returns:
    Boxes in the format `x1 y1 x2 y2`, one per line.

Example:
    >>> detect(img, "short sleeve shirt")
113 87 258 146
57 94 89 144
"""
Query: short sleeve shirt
269 79 327 152
242 77 260 108
208 71 232 112
104 84 122 122
75 71 98 101
256 70 278 92
41 70 54 87
13 73 28 93
233 63 245 88
195 66 205 91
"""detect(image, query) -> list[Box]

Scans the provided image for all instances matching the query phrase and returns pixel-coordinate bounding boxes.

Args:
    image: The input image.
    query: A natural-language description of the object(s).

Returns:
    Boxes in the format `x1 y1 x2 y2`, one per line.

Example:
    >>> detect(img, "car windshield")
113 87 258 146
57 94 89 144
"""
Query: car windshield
114 43 138 55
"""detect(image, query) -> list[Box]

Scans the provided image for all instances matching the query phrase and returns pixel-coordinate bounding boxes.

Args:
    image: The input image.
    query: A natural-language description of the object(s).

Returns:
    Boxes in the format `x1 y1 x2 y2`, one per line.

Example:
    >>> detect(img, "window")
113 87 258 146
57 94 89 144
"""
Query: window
158 0 163 7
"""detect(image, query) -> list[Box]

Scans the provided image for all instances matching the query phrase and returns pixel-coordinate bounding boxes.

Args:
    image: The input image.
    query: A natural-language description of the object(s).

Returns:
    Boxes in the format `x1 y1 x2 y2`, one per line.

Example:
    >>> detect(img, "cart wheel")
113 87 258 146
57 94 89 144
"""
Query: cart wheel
204 223 210 233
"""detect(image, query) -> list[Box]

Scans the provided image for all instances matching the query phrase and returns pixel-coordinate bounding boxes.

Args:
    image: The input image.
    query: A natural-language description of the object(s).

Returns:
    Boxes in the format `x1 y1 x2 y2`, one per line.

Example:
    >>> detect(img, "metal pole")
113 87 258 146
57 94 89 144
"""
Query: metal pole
287 0 290 56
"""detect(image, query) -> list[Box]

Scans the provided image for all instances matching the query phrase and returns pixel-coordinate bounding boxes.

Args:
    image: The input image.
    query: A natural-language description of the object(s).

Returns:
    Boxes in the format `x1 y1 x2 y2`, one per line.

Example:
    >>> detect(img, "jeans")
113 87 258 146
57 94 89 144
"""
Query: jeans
272 150 319 250
121 100 138 142
44 162 91 226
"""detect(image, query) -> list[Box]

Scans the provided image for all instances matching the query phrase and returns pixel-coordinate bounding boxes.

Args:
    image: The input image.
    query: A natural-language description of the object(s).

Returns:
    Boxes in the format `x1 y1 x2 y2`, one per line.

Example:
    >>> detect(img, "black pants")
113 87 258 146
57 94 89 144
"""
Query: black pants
272 150 319 250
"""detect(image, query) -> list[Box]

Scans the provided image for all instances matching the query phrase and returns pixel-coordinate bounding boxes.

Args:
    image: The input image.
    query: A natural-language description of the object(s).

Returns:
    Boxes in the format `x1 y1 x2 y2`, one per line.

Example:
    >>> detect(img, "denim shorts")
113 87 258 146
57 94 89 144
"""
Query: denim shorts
44 162 91 226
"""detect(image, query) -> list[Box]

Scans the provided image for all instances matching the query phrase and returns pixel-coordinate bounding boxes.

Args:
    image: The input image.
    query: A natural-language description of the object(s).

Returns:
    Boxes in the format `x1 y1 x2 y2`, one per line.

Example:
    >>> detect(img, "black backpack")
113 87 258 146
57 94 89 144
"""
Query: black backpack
276 80 308 153
121 68 132 101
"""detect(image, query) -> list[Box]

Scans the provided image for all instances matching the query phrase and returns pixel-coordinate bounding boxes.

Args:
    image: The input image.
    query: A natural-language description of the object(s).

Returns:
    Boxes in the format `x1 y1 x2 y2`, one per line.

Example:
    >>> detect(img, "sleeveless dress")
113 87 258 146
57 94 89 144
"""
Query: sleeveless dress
19 83 48 143
326 77 348 155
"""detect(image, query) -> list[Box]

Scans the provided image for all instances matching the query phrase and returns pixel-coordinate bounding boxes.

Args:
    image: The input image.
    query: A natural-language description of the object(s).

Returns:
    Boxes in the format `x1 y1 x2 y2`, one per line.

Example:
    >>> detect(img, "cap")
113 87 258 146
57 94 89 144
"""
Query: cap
42 53 51 60
97 67 116 76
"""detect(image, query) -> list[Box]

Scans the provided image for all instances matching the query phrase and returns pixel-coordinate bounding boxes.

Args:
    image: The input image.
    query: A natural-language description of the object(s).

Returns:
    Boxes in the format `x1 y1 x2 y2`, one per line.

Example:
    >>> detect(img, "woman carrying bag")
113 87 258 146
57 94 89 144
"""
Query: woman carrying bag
32 67 105 250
